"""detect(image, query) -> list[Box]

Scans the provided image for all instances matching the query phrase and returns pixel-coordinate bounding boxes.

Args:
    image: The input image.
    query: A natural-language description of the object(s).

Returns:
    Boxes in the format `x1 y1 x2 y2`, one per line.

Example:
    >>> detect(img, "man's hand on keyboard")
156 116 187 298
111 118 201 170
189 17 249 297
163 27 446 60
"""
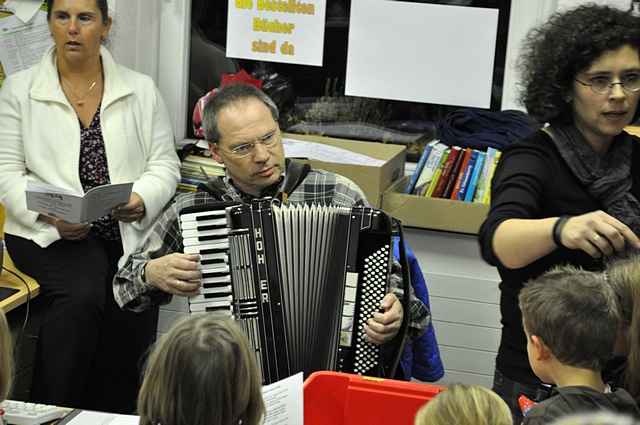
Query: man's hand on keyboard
364 293 403 345
145 253 202 296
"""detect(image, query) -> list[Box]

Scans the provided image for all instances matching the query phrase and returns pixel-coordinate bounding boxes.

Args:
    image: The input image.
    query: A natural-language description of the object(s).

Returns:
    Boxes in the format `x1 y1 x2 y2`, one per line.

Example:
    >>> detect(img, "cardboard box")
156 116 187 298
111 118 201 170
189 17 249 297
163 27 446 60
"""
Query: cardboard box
284 133 406 208
381 176 489 234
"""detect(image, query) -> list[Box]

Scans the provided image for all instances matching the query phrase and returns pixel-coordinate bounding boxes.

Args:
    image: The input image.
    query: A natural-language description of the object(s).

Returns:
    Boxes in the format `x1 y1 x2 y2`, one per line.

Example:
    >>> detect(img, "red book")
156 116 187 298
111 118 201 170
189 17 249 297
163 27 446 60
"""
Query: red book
449 148 473 199
441 147 466 198
432 146 461 198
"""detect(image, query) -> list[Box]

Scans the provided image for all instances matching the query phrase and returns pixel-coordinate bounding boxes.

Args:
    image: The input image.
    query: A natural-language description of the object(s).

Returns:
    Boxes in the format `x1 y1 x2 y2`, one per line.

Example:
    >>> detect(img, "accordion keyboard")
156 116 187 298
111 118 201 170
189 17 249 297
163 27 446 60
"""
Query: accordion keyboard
180 208 233 315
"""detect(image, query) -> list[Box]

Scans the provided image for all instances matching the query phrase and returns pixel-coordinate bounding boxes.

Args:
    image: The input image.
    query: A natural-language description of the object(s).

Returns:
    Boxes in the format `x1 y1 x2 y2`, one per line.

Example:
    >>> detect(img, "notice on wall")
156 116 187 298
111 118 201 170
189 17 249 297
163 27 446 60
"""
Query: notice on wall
0 10 51 76
226 0 327 66
345 0 498 109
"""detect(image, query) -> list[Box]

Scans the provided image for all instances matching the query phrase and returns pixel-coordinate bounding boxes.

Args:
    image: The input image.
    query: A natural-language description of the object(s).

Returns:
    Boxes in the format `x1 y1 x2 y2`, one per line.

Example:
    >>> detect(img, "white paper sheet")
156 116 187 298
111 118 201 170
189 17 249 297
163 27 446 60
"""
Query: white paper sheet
63 411 140 425
346 0 499 108
283 138 385 166
262 372 304 425
4 0 42 23
0 10 51 75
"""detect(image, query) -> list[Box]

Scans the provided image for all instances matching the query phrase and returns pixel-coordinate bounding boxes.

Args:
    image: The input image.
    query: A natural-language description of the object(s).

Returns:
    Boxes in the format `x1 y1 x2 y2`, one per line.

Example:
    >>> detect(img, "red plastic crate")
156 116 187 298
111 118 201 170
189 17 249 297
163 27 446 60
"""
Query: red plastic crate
304 371 445 425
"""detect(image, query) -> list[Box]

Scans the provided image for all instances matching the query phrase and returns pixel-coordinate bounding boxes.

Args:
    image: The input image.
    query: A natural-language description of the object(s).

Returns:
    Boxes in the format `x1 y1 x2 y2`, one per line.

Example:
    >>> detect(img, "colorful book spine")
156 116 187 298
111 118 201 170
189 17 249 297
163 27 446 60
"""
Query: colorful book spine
457 149 479 201
464 151 486 202
441 147 466 199
482 151 502 204
474 147 498 203
425 149 450 197
432 147 460 198
449 148 473 200
414 142 447 195
405 140 437 194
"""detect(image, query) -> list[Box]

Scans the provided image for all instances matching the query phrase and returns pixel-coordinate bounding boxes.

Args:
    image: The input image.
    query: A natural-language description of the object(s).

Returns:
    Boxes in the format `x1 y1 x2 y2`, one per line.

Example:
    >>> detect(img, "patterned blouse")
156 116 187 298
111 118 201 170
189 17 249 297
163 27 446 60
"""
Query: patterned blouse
78 107 121 241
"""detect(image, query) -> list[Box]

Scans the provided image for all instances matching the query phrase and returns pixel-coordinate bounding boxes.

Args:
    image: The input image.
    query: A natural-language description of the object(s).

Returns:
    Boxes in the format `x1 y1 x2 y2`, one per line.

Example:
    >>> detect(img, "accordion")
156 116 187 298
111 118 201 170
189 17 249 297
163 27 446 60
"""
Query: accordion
179 199 398 384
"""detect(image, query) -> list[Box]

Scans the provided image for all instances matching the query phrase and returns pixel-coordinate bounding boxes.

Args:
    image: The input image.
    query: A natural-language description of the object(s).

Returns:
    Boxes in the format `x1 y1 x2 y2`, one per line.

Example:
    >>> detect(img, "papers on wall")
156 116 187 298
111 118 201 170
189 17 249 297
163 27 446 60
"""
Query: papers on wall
0 9 51 76
283 137 385 166
345 0 499 108
263 372 303 425
3 0 42 23
226 0 327 66
26 181 133 224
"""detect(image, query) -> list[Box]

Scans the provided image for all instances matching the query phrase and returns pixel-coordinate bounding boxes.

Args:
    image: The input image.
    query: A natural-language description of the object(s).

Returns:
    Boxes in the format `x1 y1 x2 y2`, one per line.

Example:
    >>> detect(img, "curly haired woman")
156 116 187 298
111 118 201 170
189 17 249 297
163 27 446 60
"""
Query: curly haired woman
479 4 640 423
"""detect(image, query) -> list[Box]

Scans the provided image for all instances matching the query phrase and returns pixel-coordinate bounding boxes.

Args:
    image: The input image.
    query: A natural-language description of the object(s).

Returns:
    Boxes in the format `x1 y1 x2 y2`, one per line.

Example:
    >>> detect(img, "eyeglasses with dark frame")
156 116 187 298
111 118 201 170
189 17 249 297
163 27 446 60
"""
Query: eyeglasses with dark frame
575 72 640 94
219 128 280 158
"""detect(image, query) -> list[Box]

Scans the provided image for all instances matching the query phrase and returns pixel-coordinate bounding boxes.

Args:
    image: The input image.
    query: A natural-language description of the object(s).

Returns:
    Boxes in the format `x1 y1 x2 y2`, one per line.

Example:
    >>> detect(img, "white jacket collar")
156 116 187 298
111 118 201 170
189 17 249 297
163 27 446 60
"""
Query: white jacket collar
29 45 133 108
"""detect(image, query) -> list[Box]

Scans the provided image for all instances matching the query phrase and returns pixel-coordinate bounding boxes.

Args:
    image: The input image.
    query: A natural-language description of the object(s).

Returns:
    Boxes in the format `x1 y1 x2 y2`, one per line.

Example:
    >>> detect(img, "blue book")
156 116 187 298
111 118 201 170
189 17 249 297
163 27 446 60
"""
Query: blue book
457 150 479 200
404 140 437 193
464 151 486 202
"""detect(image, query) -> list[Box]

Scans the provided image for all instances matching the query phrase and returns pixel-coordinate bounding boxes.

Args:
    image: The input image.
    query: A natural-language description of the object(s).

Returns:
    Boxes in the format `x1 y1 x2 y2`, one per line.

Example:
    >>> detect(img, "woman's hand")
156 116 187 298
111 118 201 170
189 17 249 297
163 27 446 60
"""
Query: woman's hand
112 192 146 223
40 215 91 240
560 210 640 257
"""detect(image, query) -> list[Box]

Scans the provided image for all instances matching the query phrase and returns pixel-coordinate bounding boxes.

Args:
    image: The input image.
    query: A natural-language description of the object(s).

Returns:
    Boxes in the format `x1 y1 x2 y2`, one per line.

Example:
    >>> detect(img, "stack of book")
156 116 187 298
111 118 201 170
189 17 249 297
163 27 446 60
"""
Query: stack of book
178 154 225 193
404 140 501 204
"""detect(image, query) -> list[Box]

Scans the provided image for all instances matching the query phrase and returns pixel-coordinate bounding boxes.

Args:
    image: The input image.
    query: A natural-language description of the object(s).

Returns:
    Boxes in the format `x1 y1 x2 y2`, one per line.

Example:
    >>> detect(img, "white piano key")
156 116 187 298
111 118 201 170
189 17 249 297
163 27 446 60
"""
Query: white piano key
180 217 228 230
184 241 229 253
201 264 230 274
199 253 228 262
200 285 233 295
184 235 228 247
202 275 231 285
182 227 229 239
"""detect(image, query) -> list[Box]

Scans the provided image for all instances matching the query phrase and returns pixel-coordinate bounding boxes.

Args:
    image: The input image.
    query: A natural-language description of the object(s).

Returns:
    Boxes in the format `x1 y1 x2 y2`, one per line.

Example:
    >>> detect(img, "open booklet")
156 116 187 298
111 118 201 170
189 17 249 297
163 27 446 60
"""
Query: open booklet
26 181 133 224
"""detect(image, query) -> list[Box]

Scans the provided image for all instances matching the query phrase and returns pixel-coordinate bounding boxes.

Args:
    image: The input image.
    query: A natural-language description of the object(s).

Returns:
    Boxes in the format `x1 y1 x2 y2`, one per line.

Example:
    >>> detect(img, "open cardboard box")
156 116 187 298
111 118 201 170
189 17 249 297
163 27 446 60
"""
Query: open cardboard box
381 176 489 234
284 133 406 208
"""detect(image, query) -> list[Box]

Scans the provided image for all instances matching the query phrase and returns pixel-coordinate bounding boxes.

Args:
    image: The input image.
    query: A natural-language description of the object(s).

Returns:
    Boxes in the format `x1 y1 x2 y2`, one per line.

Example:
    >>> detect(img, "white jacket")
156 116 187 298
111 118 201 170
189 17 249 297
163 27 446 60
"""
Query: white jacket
0 46 180 266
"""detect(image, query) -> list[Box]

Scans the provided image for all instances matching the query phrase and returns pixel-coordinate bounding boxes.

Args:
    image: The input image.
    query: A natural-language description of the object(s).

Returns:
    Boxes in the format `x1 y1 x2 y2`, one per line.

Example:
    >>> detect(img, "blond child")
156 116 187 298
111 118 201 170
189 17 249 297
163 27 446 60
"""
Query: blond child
413 383 512 425
137 315 265 425
604 255 640 403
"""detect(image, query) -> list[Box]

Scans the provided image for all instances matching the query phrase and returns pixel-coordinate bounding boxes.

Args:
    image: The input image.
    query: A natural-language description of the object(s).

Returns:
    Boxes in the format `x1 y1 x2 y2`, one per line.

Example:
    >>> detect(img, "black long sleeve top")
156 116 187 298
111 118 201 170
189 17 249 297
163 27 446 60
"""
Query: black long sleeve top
478 129 640 385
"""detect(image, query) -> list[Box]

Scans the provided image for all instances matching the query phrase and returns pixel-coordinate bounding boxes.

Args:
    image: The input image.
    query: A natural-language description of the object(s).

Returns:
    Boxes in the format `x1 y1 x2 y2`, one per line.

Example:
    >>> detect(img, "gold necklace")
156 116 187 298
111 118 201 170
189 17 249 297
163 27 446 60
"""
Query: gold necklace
61 76 100 107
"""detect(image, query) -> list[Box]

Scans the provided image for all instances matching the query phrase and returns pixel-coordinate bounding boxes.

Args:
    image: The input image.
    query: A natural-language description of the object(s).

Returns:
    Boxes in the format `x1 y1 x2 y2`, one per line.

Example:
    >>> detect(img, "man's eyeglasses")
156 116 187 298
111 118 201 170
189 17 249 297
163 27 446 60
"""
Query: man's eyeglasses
575 72 640 94
221 129 280 158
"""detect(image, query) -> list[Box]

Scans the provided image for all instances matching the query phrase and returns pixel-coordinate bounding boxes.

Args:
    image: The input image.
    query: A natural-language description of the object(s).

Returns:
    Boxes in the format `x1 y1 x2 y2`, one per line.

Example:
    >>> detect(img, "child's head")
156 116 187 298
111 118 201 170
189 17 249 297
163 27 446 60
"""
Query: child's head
0 308 11 402
413 384 512 425
605 255 640 399
519 265 618 382
137 315 265 425
606 255 640 349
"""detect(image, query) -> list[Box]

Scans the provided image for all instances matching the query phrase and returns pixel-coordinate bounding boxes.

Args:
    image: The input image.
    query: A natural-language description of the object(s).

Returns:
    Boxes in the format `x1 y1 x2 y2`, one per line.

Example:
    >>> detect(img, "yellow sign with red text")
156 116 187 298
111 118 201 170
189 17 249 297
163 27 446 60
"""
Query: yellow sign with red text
227 0 326 66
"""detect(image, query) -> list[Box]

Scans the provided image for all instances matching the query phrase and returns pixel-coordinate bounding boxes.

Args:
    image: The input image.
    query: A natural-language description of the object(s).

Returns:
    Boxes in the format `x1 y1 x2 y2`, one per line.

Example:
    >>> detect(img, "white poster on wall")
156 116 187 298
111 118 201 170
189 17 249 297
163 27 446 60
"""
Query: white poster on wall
226 0 327 66
345 0 499 109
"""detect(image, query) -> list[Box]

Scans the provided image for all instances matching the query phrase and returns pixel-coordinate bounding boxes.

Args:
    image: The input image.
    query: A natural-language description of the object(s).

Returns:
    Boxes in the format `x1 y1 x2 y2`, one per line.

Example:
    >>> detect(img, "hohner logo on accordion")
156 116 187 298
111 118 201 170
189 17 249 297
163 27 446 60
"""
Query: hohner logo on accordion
180 199 394 384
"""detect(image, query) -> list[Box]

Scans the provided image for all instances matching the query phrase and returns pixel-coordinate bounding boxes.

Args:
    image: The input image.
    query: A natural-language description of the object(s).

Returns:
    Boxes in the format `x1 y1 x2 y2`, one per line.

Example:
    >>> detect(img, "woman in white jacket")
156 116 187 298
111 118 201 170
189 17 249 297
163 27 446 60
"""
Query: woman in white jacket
0 0 180 413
